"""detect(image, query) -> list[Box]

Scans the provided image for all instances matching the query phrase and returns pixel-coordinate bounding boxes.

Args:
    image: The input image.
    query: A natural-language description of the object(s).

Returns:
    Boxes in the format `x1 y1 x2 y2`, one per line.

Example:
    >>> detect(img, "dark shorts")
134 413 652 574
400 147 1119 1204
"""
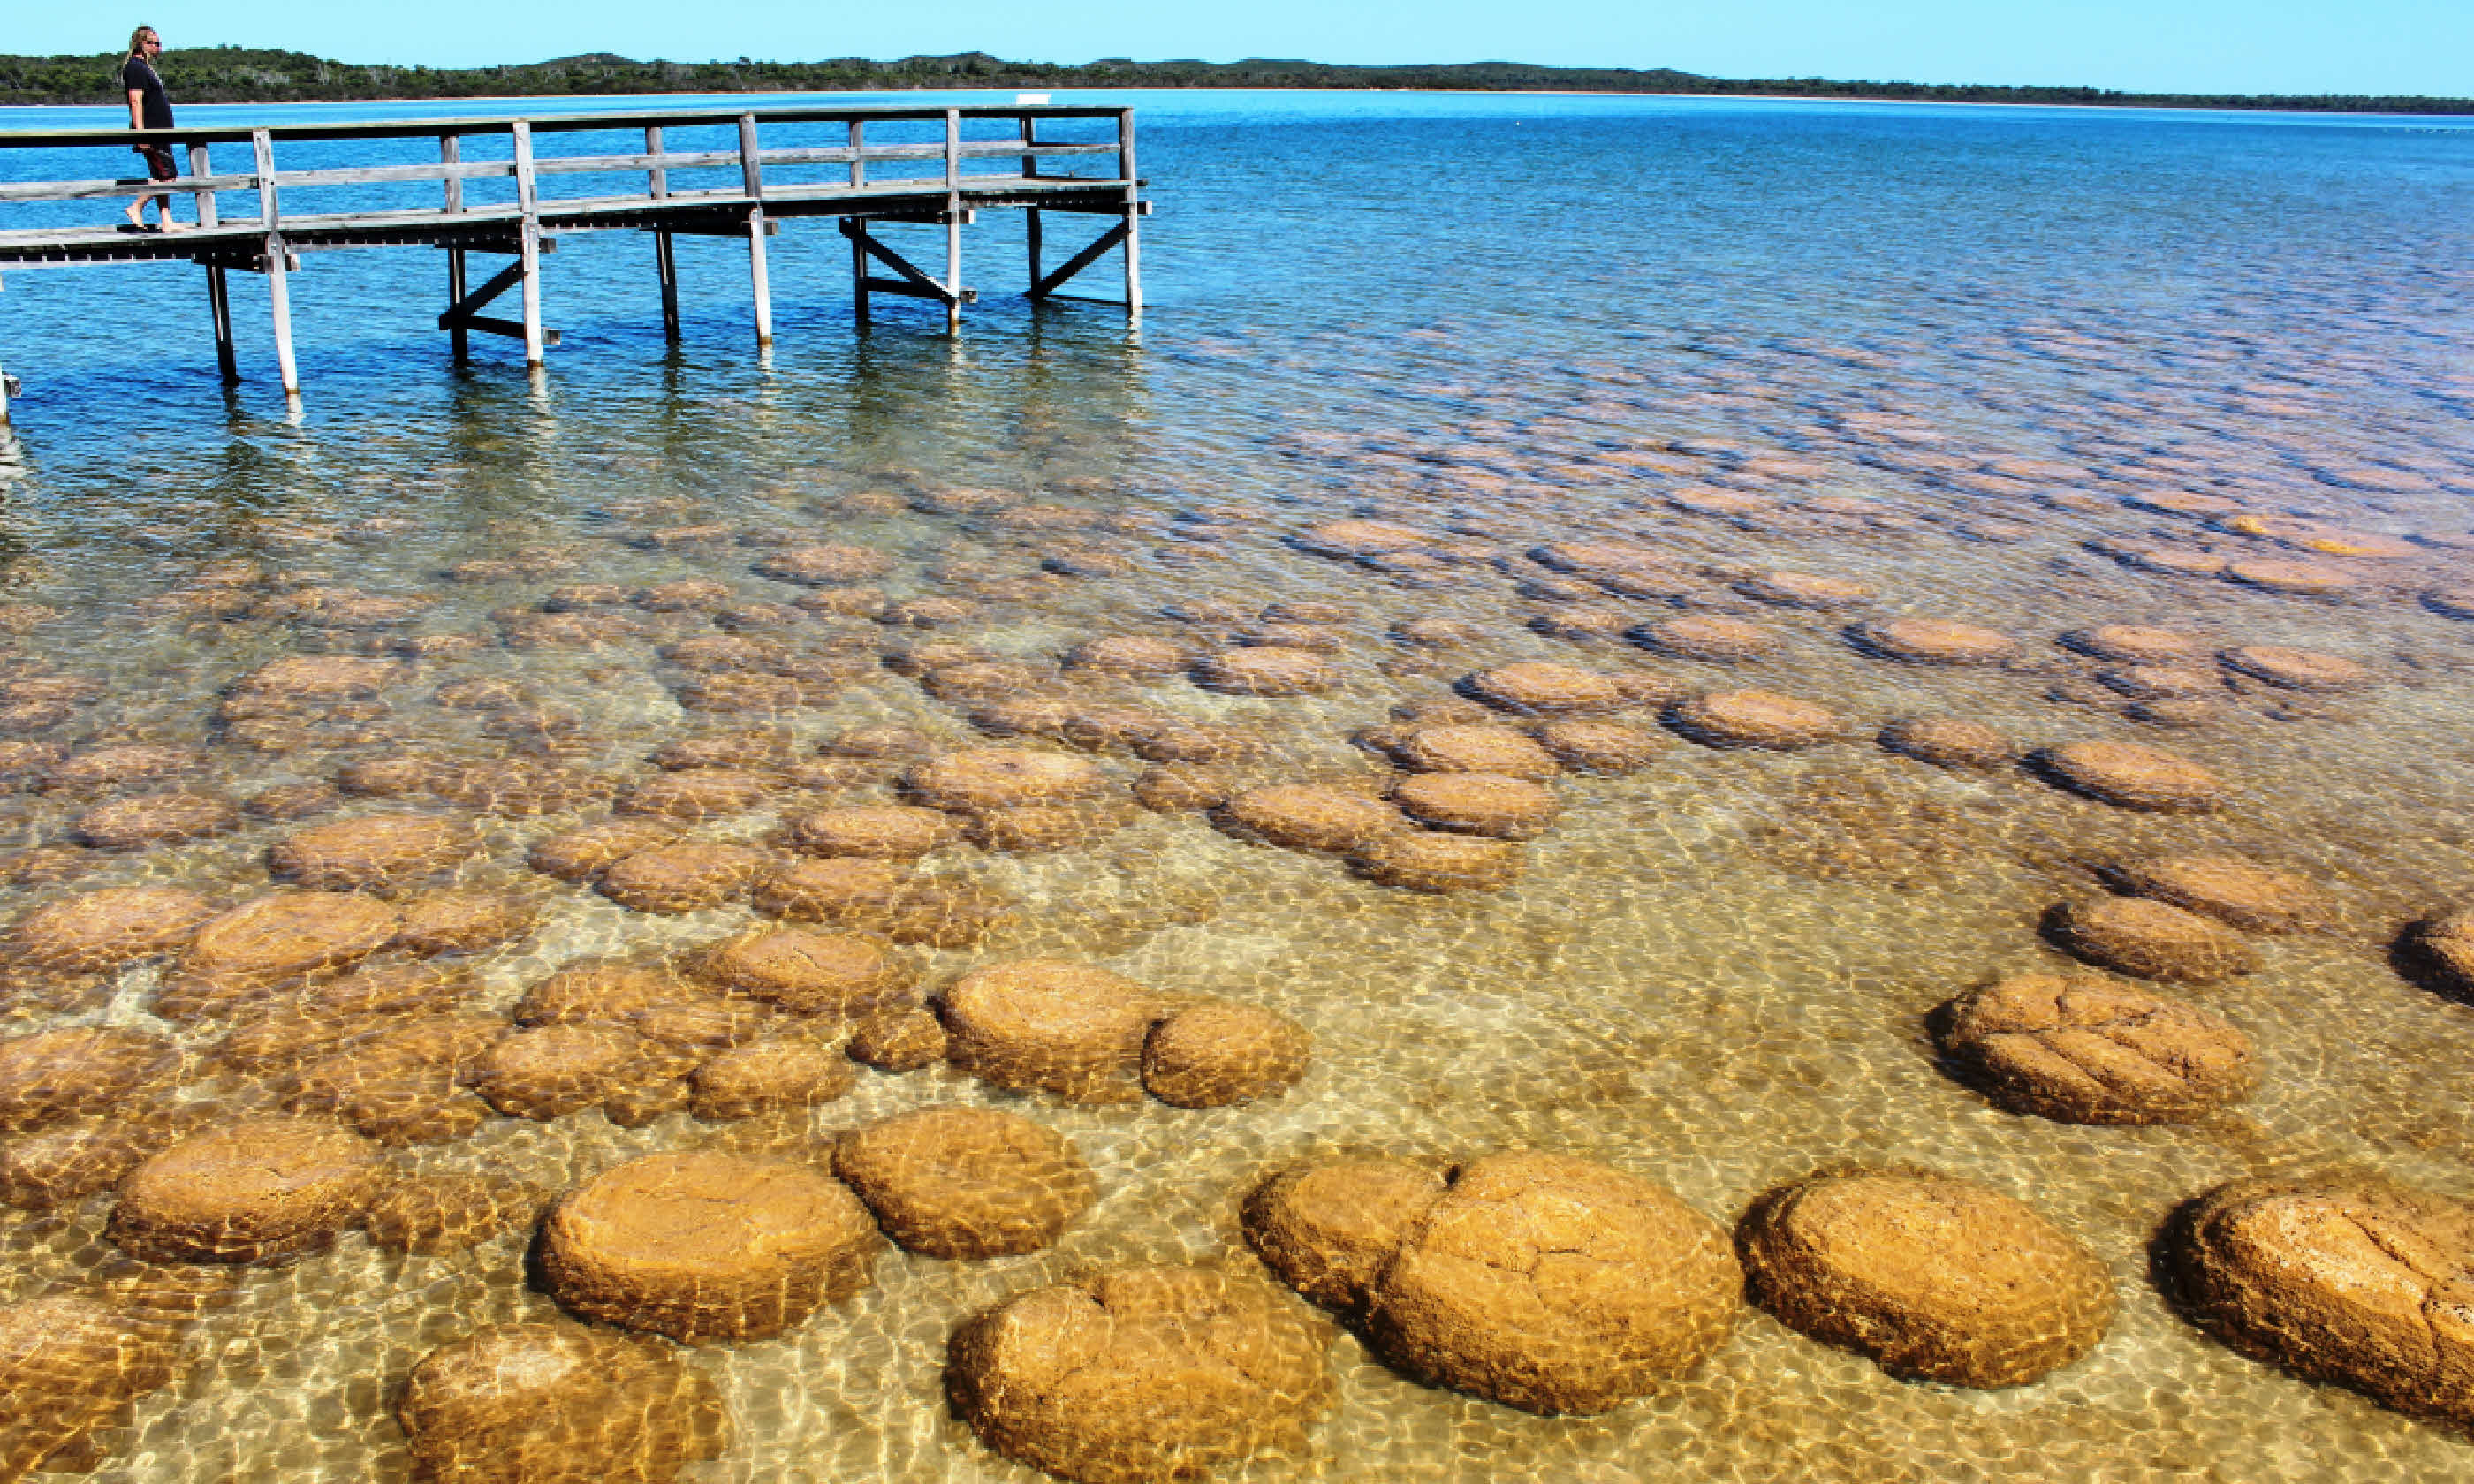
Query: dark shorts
137 144 178 183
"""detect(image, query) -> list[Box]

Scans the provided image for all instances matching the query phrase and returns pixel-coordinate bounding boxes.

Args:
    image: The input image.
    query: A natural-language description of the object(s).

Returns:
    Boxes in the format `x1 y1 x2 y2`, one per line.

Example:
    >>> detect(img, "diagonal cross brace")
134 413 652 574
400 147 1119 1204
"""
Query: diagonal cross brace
839 219 968 304
1029 223 1129 300
437 256 560 344
437 259 526 329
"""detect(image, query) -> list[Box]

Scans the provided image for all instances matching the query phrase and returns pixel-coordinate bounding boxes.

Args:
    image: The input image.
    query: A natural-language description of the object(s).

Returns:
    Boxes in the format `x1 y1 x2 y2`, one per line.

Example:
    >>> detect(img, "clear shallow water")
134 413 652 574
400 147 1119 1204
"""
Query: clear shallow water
0 88 2471 1482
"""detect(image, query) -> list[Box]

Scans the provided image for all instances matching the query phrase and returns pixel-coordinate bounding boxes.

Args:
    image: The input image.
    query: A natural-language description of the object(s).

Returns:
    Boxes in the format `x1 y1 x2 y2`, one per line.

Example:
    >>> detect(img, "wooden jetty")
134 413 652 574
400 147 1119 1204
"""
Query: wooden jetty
0 102 1147 414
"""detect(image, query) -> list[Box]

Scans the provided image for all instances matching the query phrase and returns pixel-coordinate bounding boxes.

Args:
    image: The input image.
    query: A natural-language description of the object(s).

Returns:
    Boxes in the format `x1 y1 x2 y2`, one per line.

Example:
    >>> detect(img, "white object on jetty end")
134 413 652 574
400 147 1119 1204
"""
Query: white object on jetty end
1015 94 1051 105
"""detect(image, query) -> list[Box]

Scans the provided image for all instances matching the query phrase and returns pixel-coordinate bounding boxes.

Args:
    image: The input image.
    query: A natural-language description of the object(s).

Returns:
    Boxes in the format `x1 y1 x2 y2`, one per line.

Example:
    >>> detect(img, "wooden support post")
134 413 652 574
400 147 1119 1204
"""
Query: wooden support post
1021 117 1043 297
192 139 236 383
739 115 771 346
1118 109 1143 315
943 110 963 332
265 246 298 396
186 140 219 232
655 231 680 342
511 121 543 367
204 265 238 383
440 133 468 360
252 129 299 396
647 125 679 341
847 121 869 324
446 250 468 360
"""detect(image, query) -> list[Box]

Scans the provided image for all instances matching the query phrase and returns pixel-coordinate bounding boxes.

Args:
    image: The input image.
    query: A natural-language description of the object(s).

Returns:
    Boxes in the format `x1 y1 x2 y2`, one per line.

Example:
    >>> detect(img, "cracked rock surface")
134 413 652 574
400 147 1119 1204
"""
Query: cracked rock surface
946 1265 1334 1484
2167 1173 2474 1429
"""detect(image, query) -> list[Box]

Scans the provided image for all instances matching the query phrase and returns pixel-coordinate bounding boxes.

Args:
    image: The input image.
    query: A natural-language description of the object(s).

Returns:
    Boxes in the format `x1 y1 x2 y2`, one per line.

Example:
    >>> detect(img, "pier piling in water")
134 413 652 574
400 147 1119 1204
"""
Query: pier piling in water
0 102 1146 399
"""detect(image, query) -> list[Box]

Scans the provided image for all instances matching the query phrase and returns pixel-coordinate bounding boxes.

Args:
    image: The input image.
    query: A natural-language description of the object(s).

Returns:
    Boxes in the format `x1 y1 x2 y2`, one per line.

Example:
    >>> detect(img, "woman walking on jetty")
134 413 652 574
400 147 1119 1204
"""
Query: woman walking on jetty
121 25 183 233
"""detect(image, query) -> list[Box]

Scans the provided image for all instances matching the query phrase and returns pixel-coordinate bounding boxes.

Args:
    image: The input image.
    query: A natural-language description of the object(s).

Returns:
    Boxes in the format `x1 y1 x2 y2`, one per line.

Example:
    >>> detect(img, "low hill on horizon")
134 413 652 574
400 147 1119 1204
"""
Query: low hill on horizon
0 46 2463 114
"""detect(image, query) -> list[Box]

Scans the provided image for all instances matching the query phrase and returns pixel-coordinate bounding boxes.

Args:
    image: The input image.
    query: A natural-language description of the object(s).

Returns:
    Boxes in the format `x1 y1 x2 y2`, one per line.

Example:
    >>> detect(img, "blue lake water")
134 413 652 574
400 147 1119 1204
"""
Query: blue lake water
0 87 2470 1482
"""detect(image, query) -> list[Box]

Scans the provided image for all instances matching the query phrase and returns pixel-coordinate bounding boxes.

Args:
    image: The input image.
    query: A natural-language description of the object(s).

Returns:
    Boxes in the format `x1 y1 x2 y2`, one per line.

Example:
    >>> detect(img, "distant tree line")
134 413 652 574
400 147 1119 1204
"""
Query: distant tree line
1 47 2464 114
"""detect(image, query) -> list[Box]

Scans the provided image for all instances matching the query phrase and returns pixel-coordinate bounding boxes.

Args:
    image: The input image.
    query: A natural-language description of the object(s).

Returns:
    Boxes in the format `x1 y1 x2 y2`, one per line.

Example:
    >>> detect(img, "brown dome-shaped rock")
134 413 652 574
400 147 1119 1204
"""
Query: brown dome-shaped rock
2100 854 2330 933
0 1292 185 1480
232 655 403 700
2045 897 2259 982
1242 1158 1447 1309
754 541 893 586
0 1027 178 1132
527 821 680 882
939 959 1167 1103
1878 716 2013 768
1347 833 1524 894
7 886 214 973
1937 973 2258 1124
1391 772 1560 840
1387 723 1559 780
596 844 771 914
539 1149 881 1343
1848 619 2021 666
478 1025 679 1122
1214 784 1407 853
753 859 1014 948
1667 690 1845 750
394 890 540 956
1065 635 1191 678
904 747 1110 814
1365 1151 1742 1414
966 801 1131 854
1738 1168 2114 1387
1 1119 155 1208
1735 571 1872 610
1534 718 1661 774
782 804 958 859
1461 662 1627 716
1133 764 1237 812
2219 644 2373 693
687 1034 855 1121
172 891 403 999
515 961 706 1027
2398 907 2474 1000
615 769 774 823
2060 625 2207 664
847 1006 948 1071
947 1266 1333 1484
2033 740 2224 812
2164 1173 2474 1429
1633 614 1782 662
74 791 240 849
398 1321 728 1483
1192 646 1339 697
365 1174 550 1255
698 928 912 1016
834 1106 1097 1258
269 814 474 890
109 1117 385 1263
2227 558 2356 595
1142 1002 1312 1107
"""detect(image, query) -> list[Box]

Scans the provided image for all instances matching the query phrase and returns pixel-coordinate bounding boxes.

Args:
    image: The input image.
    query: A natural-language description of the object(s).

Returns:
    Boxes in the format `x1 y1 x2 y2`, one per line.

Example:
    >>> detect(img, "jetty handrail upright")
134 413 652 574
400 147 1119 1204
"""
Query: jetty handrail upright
0 102 1143 401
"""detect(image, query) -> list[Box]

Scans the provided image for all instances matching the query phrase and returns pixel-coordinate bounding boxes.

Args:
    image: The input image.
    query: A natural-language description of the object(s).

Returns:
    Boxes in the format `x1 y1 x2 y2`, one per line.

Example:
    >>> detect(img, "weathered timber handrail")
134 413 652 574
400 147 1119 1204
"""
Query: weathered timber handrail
0 102 1145 403
0 103 1130 153
0 144 1117 212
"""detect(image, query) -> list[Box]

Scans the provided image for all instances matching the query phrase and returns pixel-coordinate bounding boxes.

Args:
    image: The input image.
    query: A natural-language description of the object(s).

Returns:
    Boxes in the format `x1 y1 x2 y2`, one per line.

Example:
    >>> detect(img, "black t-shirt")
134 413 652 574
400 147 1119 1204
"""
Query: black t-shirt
121 56 172 131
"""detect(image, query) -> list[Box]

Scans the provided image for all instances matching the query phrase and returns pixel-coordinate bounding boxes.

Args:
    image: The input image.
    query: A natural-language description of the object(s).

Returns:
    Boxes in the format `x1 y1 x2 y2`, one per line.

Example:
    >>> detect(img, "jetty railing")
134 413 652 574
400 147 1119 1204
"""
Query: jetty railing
0 102 1147 410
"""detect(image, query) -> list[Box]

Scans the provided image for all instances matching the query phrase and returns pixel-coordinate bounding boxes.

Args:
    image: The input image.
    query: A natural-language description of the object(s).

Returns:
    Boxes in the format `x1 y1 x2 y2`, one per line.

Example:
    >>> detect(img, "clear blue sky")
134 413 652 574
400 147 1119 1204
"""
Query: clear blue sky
33 2 2473 96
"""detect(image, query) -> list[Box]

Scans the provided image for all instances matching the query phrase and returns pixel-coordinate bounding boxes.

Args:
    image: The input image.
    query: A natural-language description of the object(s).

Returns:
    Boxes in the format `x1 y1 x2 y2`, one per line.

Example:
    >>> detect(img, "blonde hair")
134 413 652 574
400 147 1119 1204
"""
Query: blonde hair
128 26 157 58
